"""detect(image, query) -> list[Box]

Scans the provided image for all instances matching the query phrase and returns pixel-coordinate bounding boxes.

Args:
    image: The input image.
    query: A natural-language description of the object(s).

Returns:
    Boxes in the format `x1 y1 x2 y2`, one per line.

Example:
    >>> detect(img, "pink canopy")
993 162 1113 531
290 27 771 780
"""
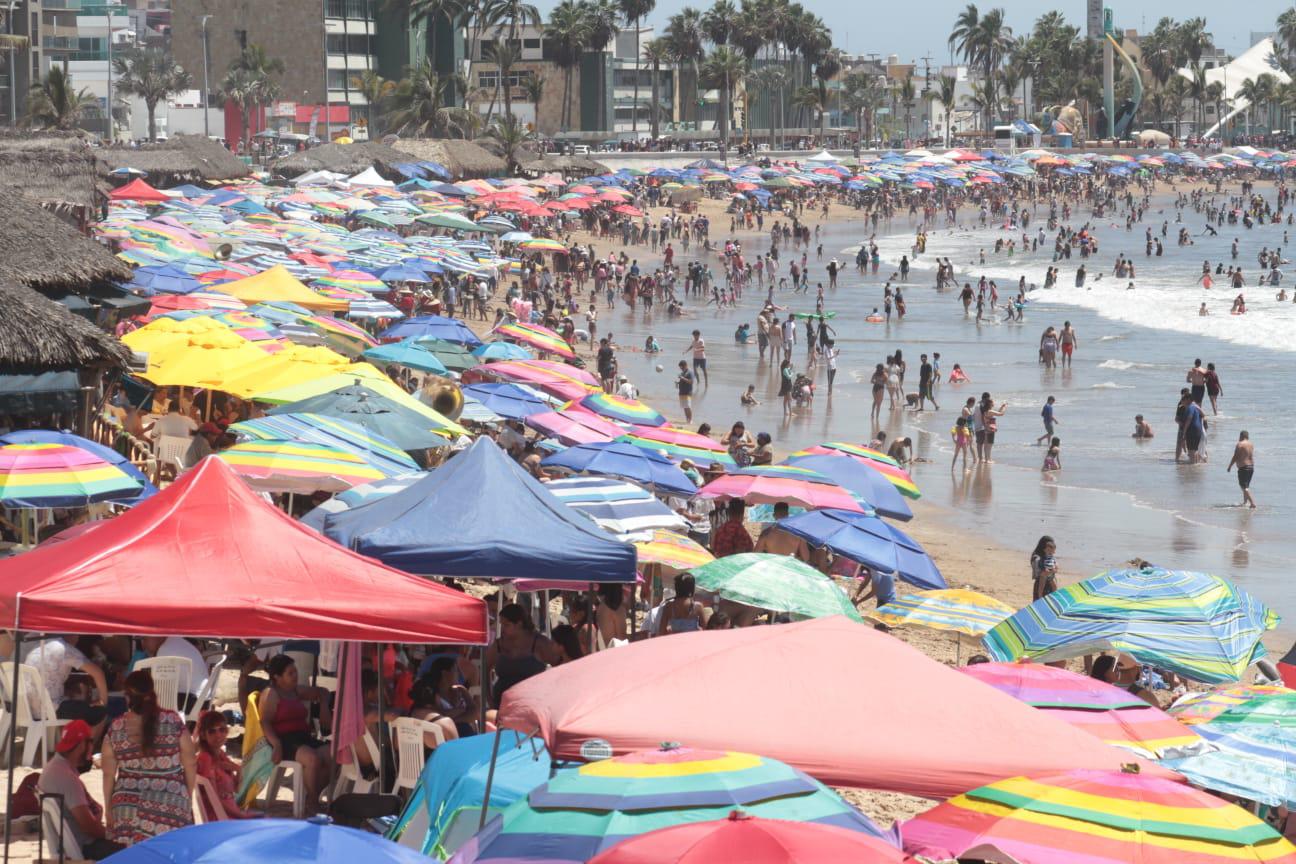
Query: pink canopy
499 617 1177 800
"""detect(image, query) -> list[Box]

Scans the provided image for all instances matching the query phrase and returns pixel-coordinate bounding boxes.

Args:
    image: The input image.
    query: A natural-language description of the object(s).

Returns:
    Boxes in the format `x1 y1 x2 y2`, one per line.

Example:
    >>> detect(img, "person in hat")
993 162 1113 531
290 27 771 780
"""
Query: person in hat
37 720 125 859
615 374 638 401
183 422 227 467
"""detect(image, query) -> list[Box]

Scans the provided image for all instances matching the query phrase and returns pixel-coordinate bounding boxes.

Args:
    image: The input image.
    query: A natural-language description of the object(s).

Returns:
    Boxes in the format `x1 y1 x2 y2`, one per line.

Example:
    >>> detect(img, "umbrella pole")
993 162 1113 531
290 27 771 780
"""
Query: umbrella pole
478 648 487 732
954 632 961 665
375 642 385 794
3 626 21 864
478 723 504 830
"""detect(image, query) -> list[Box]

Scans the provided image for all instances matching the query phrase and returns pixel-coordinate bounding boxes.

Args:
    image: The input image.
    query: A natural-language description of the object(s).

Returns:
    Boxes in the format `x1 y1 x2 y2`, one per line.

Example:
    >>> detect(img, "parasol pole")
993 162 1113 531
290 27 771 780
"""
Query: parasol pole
477 724 504 830
3 602 22 864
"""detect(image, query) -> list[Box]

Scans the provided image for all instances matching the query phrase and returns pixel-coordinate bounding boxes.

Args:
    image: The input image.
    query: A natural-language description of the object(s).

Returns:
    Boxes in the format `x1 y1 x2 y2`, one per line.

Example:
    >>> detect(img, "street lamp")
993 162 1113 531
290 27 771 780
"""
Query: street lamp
200 14 212 138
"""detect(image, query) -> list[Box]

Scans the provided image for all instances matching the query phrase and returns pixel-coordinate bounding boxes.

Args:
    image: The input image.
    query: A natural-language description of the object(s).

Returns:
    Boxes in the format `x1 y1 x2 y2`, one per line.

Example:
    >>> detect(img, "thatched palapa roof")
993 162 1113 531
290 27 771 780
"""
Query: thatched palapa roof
0 198 132 292
518 153 611 176
390 138 507 179
96 134 250 184
272 141 410 180
0 134 103 215
0 281 131 373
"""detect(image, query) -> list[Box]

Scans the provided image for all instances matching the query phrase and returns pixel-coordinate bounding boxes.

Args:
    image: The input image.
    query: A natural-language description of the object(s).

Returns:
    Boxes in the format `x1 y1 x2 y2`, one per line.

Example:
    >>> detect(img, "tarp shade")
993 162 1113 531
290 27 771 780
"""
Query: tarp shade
0 456 487 642
499 616 1177 799
324 437 637 582
219 265 348 312
0 372 79 416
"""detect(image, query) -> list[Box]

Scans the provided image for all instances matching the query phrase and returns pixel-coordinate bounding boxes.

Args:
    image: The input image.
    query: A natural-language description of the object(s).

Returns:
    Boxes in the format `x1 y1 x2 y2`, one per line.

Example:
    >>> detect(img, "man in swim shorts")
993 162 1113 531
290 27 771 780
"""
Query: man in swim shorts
1227 431 1256 509
1186 359 1207 406
1059 321 1077 367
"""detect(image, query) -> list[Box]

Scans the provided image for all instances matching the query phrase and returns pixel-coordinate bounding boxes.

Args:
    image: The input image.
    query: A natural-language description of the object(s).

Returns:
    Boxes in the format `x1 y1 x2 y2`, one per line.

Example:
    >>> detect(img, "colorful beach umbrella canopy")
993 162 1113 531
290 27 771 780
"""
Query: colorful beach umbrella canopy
869 588 1013 636
104 817 433 864
689 553 863 622
901 769 1296 864
577 393 666 427
982 567 1280 684
0 443 144 508
776 508 944 589
542 441 696 496
1160 720 1296 809
495 321 576 360
543 476 690 535
218 439 388 493
633 529 713 572
230 412 424 472
779 453 912 521
793 444 921 499
362 339 451 375
1167 685 1294 726
696 468 865 513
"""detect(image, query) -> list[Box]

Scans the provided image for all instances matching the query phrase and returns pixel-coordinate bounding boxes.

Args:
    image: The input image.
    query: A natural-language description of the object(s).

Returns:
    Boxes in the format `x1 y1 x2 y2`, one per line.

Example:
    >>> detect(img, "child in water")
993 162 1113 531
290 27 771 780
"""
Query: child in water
644 334 660 353
1042 437 1062 472
948 363 969 383
741 385 759 406
951 416 974 471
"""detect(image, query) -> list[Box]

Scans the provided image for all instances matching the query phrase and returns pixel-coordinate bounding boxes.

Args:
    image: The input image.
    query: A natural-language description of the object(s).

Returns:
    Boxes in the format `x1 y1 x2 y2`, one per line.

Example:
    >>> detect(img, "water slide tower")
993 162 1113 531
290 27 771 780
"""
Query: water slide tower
1088 0 1143 139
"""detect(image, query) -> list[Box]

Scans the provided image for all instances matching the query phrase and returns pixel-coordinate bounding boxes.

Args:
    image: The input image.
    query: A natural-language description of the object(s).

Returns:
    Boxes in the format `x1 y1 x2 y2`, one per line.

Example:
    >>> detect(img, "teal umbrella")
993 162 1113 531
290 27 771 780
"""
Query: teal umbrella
417 211 480 232
690 553 863 621
414 337 480 372
362 338 451 375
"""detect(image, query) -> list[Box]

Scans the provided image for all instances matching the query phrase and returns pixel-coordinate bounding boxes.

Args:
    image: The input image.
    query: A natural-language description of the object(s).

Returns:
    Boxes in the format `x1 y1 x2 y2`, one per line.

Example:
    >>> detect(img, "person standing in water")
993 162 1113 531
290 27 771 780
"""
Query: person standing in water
1226 431 1256 509
1059 321 1078 368
1205 362 1223 415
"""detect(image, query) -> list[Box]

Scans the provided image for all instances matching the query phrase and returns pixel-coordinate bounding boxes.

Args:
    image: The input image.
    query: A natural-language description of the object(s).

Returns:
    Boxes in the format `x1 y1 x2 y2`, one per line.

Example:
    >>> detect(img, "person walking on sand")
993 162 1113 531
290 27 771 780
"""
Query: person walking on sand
1059 321 1078 367
1227 430 1256 508
1037 395 1059 444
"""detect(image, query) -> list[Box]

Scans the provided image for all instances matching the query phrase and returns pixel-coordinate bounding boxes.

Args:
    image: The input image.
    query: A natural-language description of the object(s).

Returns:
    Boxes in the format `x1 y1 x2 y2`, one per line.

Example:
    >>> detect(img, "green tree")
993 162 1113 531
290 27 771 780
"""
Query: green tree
702 46 745 161
936 74 958 146
842 70 884 146
112 47 192 142
480 39 520 125
812 46 842 138
485 112 530 170
545 0 590 131
665 7 705 126
26 64 96 130
748 64 786 149
642 37 671 140
385 59 474 138
619 0 656 134
894 73 915 141
949 3 1011 131
351 70 395 138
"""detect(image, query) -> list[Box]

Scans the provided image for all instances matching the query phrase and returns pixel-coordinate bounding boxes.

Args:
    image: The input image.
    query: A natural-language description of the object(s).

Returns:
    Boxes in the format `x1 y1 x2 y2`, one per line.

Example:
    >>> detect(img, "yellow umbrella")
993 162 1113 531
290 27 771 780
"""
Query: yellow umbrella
121 316 229 355
634 529 714 573
142 336 271 389
216 344 352 400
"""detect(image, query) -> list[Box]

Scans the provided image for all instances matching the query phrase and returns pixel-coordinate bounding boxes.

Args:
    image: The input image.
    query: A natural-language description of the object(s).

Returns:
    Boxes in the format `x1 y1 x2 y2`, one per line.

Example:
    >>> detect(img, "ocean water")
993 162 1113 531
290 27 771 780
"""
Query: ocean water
589 188 1296 627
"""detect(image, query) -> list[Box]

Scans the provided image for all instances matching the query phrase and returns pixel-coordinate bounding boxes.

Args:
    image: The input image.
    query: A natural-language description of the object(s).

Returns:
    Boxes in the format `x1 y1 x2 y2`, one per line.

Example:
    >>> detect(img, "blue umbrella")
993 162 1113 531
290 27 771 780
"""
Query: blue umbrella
777 508 945 589
129 264 201 295
0 429 156 505
361 339 450 375
378 264 431 283
461 382 553 420
1159 723 1296 807
102 816 431 864
781 454 912 521
379 315 483 347
542 441 697 496
472 341 533 361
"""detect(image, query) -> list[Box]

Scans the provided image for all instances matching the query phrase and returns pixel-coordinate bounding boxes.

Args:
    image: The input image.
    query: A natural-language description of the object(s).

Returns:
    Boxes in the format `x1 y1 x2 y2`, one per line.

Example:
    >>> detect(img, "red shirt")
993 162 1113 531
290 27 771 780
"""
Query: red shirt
712 519 754 557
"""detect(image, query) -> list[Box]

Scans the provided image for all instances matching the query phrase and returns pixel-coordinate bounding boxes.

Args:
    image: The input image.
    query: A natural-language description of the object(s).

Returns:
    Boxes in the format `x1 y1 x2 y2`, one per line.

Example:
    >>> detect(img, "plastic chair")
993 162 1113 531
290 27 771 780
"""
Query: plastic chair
187 654 226 725
318 641 339 676
285 650 316 683
193 775 229 824
134 656 193 714
332 730 380 798
0 664 69 767
153 435 191 480
391 717 444 798
265 759 307 819
41 795 83 861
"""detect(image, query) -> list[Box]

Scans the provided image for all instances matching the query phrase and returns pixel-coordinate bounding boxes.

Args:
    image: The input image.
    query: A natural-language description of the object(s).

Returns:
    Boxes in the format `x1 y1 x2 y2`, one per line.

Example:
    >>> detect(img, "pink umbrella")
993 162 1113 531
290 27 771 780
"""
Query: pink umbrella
624 424 729 455
519 358 600 387
525 409 624 445
696 471 865 512
462 362 597 403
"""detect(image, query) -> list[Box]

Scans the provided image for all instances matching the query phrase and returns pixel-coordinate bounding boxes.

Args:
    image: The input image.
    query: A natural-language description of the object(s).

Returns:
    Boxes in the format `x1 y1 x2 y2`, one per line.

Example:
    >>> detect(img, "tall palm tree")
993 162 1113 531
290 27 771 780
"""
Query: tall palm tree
350 70 395 138
217 67 258 153
895 74 915 142
937 73 957 146
485 112 530 170
385 59 473 137
792 85 821 135
972 7 1011 129
619 0 655 134
665 7 705 126
1165 75 1190 137
522 73 544 129
747 64 785 149
701 0 735 45
702 46 745 160
842 69 883 146
545 0 589 131
580 0 621 131
1237 76 1272 136
1204 80 1226 133
26 64 96 130
480 39 520 125
642 37 671 140
813 46 842 138
949 3 980 67
112 46 193 142
228 43 284 142
998 62 1020 122
1186 63 1208 134
1279 8 1296 70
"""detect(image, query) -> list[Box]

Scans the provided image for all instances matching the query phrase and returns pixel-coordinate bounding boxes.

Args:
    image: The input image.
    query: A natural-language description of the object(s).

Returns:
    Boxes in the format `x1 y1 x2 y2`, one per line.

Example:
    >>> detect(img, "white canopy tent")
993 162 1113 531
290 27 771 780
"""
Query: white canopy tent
1180 38 1290 137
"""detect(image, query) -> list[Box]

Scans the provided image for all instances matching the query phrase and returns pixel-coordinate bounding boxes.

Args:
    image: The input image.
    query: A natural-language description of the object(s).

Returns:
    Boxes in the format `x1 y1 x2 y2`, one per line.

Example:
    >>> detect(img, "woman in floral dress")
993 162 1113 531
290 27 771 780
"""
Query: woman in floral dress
102 670 196 845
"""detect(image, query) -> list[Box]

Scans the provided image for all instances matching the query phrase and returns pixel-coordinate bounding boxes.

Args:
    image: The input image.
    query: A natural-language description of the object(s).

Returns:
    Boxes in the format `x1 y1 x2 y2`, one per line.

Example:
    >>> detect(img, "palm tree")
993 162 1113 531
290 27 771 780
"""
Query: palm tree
894 74 915 142
1164 74 1190 137
792 85 821 135
812 46 842 138
665 7 705 127
998 63 1020 122
701 0 735 45
973 8 1012 129
26 64 96 130
545 0 589 131
111 46 192 142
1204 80 1226 133
702 46 745 161
1186 63 1208 135
748 64 786 149
351 70 395 138
936 74 957 146
217 68 257 153
580 0 621 130
642 37 671 140
1238 74 1277 136
522 73 544 128
842 69 884 146
485 113 530 170
385 59 473 137
480 39 520 124
227 44 284 144
618 0 656 134
949 3 980 66
1279 8 1296 69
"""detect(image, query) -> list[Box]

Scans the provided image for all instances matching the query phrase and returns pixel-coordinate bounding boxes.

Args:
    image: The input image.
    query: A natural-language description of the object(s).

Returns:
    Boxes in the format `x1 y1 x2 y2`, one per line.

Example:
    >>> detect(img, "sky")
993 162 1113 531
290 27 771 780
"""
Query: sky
534 0 1294 65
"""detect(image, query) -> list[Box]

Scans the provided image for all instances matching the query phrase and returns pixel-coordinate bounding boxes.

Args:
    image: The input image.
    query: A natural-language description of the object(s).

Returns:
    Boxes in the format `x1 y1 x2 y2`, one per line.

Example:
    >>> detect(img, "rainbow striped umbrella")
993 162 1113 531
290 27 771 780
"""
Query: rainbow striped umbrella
218 439 387 493
1168 685 1294 726
619 425 733 467
959 662 1205 758
794 444 920 499
577 393 666 427
229 413 421 475
633 529 714 572
901 770 1296 864
451 747 890 864
524 409 624 446
0 443 144 508
870 589 1014 637
616 433 735 468
798 441 900 467
517 237 568 253
983 567 1281 684
696 467 867 513
494 321 576 359
312 269 386 293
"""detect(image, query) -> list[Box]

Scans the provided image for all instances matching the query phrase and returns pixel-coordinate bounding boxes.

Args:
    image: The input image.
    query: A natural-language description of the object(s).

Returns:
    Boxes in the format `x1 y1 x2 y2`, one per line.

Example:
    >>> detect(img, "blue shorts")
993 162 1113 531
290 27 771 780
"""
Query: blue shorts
693 358 707 371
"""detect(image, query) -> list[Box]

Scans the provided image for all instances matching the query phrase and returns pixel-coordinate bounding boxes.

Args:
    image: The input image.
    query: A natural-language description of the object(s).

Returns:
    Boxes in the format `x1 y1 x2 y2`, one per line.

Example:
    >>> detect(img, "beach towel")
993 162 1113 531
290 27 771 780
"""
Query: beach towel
236 691 273 808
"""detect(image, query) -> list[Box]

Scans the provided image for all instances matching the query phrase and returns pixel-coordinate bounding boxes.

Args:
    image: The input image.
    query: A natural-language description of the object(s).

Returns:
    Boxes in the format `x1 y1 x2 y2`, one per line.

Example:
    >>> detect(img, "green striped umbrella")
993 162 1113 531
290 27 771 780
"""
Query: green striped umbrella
689 553 863 622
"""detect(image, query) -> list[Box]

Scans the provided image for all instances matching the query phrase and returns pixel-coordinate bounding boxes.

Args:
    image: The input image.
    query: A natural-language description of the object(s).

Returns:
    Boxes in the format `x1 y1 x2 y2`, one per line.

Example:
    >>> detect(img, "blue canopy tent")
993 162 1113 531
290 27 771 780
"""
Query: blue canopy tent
388 732 551 858
323 437 637 582
781 454 912 521
777 508 945 590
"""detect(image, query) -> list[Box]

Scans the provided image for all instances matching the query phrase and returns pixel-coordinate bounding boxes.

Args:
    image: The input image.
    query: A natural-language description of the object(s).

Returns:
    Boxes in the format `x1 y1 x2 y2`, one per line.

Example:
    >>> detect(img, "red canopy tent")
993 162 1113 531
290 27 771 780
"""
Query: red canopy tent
109 177 170 202
499 616 1180 800
0 456 487 643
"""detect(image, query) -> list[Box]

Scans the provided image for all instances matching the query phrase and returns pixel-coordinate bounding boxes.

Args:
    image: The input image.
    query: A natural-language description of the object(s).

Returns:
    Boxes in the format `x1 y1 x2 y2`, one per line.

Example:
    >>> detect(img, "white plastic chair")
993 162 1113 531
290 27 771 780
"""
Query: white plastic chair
134 656 193 714
285 650 316 683
187 654 226 725
0 664 70 767
42 796 83 861
264 759 307 819
317 641 340 676
391 717 444 798
193 775 229 824
332 729 380 798
154 435 191 475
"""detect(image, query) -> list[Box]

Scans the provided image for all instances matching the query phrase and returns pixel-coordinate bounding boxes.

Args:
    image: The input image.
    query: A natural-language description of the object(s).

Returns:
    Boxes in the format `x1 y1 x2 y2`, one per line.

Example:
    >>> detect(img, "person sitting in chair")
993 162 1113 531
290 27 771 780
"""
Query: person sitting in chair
38 721 125 859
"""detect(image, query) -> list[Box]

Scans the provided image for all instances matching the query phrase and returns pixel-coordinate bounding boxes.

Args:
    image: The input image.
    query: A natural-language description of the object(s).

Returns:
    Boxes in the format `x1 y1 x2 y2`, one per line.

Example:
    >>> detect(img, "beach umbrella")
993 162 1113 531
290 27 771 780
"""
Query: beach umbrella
362 338 451 375
902 769 1296 864
299 472 426 531
473 341 534 361
689 553 862 622
576 392 666 427
982 567 1281 684
776 509 942 589
543 476 690 535
0 442 145 509
230 413 425 470
1279 641 1296 688
633 529 713 571
792 443 921 499
524 409 623 445
267 382 465 440
869 588 1012 636
617 424 733 467
449 746 893 864
413 337 480 372
347 296 405 320
461 382 554 420
468 361 595 403
696 468 865 513
130 264 202 294
417 211 481 232
541 441 696 496
1167 685 1294 725
1185 689 1296 730
1160 722 1296 808
518 237 567 253
0 430 156 505
218 439 387 493
382 315 483 348
585 812 910 864
377 264 432 284
494 321 576 359
780 453 912 521
103 816 433 864
959 662 1205 758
